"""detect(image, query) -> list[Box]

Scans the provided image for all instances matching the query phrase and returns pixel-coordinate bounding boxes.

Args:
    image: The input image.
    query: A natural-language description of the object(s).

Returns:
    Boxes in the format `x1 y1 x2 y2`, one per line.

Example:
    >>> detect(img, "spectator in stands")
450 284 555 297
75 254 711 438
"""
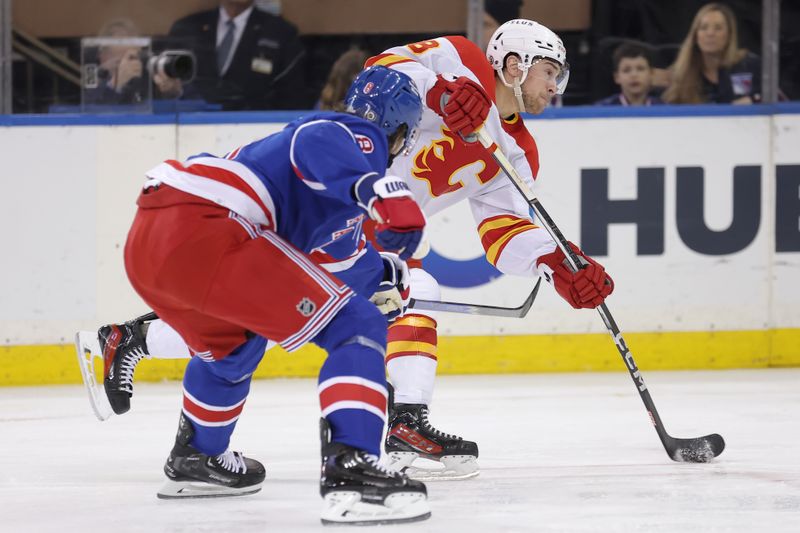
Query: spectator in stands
481 0 522 49
85 18 184 106
662 2 761 104
316 47 369 111
161 0 309 110
596 41 663 106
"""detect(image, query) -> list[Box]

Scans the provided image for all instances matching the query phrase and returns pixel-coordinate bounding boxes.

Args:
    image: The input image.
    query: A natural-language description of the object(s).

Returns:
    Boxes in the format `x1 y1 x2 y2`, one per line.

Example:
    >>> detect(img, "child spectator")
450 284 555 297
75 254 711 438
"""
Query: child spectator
596 41 663 106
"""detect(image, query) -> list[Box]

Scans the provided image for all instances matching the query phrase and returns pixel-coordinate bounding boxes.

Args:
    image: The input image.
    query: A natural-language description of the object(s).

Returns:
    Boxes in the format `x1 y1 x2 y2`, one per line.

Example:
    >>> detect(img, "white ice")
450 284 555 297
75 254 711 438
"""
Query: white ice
1 369 799 532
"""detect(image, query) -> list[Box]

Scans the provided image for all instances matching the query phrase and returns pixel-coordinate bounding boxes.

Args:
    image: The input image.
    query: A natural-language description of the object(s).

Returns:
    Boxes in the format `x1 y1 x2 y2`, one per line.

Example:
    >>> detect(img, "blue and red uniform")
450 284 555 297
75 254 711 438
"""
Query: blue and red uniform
125 112 396 456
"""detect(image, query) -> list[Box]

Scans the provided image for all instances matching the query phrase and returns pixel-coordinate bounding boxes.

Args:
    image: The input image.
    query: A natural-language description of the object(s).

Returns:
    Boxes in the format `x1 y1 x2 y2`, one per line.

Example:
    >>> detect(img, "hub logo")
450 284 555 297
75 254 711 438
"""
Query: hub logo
580 164 800 255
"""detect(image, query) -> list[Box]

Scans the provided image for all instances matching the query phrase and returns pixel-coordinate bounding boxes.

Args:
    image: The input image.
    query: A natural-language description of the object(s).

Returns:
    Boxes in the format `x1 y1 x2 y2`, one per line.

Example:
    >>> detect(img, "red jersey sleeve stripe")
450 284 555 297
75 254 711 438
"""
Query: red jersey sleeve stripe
478 216 539 265
479 217 536 243
501 117 541 178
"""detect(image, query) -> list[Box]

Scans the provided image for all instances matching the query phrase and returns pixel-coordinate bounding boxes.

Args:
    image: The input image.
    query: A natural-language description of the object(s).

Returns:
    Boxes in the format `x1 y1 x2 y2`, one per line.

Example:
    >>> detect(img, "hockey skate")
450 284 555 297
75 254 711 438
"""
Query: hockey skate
319 419 430 525
385 403 480 481
74 312 156 421
157 414 266 499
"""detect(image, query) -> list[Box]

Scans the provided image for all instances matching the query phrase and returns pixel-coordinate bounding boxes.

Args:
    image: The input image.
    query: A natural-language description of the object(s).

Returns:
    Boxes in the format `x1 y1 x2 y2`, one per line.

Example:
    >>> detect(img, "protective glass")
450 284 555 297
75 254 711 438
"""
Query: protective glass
528 58 571 95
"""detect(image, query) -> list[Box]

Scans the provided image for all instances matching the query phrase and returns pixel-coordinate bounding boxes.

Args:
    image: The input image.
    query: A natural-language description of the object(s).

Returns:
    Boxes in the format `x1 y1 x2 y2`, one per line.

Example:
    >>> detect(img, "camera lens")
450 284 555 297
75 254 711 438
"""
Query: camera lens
164 55 194 81
147 51 196 82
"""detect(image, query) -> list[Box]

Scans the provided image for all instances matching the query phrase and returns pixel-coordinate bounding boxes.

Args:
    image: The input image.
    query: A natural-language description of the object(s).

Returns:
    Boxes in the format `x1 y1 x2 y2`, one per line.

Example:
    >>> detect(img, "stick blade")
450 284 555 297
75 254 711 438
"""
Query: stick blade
669 433 725 463
409 279 541 318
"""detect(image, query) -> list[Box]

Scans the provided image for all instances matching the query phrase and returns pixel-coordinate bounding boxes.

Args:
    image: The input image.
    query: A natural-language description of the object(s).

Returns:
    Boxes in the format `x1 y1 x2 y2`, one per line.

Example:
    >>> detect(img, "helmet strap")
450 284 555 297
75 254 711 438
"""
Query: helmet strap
497 55 530 114
513 78 526 114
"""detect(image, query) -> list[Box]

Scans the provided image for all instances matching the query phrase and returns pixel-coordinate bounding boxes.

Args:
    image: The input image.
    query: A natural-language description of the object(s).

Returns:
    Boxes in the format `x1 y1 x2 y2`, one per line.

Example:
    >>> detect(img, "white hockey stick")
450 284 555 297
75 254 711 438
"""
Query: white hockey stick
475 127 724 462
409 278 540 317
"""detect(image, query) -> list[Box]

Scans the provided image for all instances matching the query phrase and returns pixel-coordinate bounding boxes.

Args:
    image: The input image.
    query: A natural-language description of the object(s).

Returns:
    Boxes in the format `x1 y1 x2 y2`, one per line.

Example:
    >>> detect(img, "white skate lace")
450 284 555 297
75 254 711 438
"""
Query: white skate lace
361 453 396 476
118 345 148 394
216 450 248 474
419 407 460 440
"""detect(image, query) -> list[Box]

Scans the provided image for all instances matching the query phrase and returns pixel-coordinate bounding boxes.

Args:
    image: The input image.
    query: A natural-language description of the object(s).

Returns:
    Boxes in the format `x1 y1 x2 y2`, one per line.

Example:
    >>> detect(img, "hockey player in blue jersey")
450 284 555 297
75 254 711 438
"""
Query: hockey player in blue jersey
119 66 431 524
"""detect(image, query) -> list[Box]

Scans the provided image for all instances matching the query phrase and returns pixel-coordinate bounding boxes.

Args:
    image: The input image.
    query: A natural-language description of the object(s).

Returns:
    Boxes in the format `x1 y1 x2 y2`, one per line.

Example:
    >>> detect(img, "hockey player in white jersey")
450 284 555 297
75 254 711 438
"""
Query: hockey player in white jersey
365 19 613 480
77 19 614 482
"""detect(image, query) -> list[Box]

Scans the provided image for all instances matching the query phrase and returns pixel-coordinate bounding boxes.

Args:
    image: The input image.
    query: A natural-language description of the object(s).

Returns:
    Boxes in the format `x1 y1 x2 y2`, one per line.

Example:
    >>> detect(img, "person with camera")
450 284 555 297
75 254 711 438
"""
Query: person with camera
86 18 193 106
158 0 309 110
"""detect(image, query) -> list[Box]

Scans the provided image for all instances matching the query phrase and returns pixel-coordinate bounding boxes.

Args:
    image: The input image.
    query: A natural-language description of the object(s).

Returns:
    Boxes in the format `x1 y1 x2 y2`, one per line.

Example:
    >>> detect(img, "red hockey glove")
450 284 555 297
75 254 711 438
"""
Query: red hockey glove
370 252 411 322
536 242 614 309
426 75 491 140
354 174 426 260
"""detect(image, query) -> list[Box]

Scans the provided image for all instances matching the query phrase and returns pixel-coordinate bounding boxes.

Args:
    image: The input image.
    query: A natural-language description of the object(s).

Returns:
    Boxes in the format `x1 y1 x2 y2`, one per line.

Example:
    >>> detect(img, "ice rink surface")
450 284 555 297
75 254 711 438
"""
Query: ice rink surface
1 369 798 533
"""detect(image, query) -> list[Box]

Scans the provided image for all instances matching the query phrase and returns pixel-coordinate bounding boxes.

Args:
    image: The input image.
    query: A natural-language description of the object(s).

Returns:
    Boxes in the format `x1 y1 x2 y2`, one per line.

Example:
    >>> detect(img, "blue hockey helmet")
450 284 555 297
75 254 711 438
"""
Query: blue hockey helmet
344 65 422 157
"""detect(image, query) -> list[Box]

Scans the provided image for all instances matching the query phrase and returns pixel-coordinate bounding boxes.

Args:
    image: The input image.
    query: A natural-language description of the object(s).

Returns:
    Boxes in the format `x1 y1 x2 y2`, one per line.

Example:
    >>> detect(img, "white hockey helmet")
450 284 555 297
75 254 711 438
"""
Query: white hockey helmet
486 18 570 95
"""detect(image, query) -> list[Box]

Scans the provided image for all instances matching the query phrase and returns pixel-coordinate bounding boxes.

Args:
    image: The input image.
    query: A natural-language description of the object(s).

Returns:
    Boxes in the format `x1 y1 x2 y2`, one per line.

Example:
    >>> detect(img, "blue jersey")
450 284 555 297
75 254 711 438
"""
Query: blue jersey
144 111 390 298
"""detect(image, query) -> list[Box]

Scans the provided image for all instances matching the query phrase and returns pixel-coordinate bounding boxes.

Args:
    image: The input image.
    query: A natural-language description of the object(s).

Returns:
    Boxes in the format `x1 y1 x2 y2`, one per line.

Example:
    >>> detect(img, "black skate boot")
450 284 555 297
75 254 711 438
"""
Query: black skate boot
385 400 480 481
319 418 430 525
99 312 157 415
157 413 266 499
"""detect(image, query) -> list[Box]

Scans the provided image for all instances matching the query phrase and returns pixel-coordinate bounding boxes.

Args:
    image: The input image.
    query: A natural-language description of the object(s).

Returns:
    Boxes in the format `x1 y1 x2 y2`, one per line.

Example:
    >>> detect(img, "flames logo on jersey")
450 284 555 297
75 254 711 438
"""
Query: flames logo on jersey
411 127 500 197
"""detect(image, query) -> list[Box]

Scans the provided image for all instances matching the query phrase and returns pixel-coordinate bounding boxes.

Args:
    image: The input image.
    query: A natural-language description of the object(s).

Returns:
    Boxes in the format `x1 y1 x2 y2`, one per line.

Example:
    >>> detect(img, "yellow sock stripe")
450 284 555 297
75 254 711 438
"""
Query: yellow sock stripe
393 315 437 329
387 340 437 356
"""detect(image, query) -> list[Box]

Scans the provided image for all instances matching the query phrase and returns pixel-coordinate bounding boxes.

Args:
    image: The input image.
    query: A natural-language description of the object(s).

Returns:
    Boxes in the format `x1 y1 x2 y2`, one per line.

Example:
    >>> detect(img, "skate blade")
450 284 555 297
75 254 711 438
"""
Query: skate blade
320 490 431 526
387 451 480 481
74 331 114 421
156 479 263 499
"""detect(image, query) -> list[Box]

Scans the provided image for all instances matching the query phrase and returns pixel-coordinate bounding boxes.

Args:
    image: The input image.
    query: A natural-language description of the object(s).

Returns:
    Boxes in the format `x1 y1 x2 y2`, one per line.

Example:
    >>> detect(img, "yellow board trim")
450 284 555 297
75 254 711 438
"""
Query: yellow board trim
1 329 798 386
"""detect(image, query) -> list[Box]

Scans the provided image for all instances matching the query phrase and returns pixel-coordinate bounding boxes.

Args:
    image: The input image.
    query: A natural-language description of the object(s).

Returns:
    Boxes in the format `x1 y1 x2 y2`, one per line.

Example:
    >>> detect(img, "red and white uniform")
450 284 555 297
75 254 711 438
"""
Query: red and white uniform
367 37 557 404
368 36 557 276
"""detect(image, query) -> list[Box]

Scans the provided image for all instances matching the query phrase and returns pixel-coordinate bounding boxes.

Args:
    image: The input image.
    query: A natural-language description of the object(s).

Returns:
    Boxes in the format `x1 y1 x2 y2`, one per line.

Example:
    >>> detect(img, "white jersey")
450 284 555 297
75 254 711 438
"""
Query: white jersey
367 36 556 277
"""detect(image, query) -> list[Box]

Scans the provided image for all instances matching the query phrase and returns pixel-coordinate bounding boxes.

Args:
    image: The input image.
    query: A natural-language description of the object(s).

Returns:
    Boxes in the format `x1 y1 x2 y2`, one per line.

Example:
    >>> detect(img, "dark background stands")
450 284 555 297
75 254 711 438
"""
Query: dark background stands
165 5 308 110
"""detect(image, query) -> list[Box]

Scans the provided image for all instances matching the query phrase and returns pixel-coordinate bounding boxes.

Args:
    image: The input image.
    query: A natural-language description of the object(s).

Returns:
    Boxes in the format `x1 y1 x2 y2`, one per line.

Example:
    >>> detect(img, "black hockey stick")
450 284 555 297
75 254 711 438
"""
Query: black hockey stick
409 278 541 317
476 128 725 462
